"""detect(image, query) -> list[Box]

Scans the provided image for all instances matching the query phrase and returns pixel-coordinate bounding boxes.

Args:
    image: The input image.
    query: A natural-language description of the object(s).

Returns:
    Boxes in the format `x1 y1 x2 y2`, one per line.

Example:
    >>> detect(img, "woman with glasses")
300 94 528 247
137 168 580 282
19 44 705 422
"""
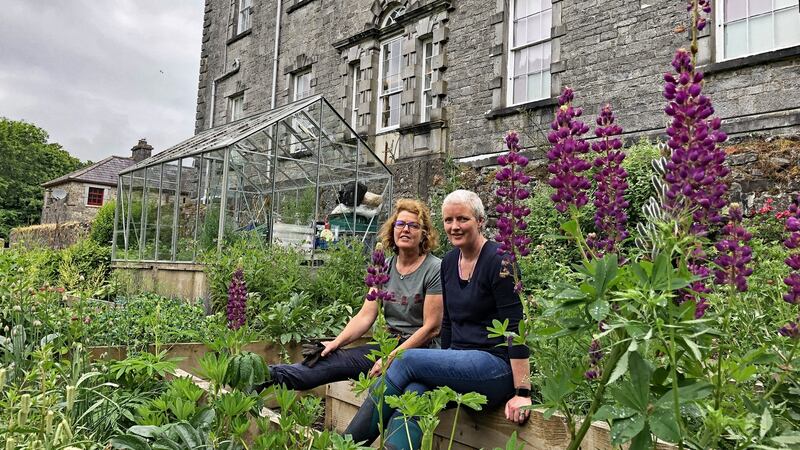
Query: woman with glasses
261 198 443 394
345 190 530 449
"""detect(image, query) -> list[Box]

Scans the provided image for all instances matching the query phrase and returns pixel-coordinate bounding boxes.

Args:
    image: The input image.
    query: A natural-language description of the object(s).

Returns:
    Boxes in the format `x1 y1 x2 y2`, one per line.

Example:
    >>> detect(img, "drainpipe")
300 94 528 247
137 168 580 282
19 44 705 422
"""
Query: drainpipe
270 0 282 109
209 80 217 127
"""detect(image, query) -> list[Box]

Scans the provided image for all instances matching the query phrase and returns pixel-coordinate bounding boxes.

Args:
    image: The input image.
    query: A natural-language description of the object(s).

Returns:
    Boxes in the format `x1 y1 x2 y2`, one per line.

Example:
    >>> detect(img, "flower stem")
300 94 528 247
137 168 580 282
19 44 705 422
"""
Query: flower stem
566 343 624 450
764 337 800 400
447 403 461 450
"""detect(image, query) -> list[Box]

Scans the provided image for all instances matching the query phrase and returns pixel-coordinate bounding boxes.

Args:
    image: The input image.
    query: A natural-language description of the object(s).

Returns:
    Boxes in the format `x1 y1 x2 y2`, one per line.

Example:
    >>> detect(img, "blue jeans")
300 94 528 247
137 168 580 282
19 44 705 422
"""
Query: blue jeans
270 344 378 391
345 349 514 449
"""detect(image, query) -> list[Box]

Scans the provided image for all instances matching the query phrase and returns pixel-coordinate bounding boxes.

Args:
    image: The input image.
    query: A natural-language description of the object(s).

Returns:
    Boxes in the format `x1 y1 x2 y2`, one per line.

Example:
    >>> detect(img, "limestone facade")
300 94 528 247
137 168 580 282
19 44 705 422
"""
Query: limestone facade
194 0 800 196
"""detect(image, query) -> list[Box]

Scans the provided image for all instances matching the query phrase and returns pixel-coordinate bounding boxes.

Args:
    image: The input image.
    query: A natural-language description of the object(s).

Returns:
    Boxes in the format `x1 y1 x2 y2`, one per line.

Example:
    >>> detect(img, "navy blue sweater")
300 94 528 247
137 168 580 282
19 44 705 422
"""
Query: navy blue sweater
440 241 530 362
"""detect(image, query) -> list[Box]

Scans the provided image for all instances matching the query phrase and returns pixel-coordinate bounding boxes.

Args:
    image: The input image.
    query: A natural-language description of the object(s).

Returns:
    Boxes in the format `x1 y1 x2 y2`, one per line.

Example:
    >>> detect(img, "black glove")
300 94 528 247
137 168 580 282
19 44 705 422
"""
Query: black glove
301 342 326 368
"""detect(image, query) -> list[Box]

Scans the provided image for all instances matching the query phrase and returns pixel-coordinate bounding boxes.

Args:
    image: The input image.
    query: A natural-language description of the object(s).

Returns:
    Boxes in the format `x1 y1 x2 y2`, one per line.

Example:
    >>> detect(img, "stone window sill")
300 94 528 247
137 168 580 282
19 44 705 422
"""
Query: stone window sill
701 44 800 75
484 97 558 120
287 0 316 14
398 120 446 135
227 28 252 45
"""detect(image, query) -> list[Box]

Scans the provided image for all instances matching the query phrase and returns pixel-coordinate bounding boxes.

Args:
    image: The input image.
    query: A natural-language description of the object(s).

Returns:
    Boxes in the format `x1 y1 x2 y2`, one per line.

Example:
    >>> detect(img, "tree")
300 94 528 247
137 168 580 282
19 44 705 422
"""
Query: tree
0 118 85 240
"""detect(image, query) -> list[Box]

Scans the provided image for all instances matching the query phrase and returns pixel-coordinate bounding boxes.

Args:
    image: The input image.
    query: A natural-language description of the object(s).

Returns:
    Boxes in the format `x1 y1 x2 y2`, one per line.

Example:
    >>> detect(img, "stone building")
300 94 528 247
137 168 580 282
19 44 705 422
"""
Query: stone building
41 139 153 224
193 0 800 199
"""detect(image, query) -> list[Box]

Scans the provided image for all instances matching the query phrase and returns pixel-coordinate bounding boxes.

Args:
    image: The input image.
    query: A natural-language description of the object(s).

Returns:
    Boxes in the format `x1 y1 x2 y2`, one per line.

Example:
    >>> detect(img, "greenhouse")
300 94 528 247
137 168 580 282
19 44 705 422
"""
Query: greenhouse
112 95 393 263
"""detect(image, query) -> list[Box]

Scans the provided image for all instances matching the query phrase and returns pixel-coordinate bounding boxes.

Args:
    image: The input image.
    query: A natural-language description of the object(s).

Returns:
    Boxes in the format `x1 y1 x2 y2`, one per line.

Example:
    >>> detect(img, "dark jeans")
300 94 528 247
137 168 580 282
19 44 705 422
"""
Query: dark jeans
345 349 514 449
270 343 378 391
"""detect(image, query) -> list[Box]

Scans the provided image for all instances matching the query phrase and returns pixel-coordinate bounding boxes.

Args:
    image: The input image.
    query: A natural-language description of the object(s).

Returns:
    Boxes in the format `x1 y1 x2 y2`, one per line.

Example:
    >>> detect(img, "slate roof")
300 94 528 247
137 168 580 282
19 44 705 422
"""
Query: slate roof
42 156 136 188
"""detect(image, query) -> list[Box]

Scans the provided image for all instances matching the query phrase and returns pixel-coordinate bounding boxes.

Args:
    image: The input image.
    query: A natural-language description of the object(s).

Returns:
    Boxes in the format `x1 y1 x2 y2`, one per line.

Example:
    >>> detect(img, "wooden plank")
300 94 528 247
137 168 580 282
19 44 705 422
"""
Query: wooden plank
325 381 677 450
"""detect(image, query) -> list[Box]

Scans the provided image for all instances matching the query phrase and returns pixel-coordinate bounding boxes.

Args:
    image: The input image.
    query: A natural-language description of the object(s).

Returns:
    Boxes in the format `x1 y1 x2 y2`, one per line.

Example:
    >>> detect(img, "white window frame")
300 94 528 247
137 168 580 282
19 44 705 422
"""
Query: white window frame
421 39 439 122
228 94 244 122
506 0 553 106
237 0 253 35
350 63 361 128
293 69 313 101
85 185 107 207
378 35 403 131
714 0 800 62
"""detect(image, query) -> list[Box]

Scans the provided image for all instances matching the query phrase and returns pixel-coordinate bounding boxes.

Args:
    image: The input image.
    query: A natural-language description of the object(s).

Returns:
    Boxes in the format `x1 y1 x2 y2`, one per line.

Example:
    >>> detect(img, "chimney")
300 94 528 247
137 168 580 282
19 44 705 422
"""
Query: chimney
131 138 153 162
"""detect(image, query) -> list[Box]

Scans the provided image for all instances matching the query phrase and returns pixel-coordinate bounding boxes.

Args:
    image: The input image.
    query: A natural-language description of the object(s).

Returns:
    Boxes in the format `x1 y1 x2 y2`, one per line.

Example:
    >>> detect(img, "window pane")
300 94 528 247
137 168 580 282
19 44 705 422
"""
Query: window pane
749 13 773 54
748 0 771 16
389 93 400 126
513 76 527 104
725 21 748 58
542 68 551 99
527 72 543 101
775 0 795 8
725 0 747 22
543 41 552 68
527 14 542 43
529 43 543 72
515 0 529 20
514 48 528 77
541 0 552 12
542 8 552 32
514 19 527 46
775 8 800 47
529 0 542 14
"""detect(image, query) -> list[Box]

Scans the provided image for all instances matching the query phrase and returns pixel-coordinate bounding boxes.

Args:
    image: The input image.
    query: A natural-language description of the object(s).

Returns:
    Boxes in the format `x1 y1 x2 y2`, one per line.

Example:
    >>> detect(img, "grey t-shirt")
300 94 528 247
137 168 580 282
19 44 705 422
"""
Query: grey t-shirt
382 253 442 341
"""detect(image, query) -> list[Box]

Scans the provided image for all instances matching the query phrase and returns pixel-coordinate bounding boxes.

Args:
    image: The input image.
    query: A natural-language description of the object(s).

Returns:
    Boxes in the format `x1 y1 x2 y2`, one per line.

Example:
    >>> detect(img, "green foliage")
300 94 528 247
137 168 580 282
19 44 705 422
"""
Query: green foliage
429 156 462 257
90 200 117 246
621 138 661 229
0 118 85 240
58 238 112 295
308 239 368 308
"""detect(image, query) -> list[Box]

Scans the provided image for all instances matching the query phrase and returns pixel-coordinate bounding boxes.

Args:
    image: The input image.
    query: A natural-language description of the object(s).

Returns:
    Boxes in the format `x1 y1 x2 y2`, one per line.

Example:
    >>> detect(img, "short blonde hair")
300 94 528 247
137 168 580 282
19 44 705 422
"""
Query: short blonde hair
442 190 485 225
379 198 439 256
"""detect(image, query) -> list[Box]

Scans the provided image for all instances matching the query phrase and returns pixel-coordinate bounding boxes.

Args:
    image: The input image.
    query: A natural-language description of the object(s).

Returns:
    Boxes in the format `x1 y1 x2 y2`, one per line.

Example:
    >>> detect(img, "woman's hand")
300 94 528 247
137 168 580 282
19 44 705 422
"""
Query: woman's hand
368 354 396 377
320 340 339 357
505 395 532 424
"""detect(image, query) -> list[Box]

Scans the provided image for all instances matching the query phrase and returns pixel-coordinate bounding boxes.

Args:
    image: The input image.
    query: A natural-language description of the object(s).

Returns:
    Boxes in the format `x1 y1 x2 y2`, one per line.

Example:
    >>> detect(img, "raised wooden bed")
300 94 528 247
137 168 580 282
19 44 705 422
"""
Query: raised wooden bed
325 381 676 450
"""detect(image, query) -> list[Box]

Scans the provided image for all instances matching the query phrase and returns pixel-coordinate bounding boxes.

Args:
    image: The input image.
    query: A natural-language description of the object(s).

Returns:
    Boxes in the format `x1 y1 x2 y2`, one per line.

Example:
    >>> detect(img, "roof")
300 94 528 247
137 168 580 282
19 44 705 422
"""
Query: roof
42 156 136 188
121 95 323 174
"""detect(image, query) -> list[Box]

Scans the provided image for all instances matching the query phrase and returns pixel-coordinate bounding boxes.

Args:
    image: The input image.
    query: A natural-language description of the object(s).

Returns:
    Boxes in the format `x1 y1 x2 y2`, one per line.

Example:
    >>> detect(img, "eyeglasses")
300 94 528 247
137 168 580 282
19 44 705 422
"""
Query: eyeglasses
394 220 421 230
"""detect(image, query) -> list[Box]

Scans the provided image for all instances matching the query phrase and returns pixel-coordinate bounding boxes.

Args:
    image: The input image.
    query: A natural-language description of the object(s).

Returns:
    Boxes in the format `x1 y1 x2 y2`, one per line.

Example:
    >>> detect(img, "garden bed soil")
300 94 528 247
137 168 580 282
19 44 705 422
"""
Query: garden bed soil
325 381 676 450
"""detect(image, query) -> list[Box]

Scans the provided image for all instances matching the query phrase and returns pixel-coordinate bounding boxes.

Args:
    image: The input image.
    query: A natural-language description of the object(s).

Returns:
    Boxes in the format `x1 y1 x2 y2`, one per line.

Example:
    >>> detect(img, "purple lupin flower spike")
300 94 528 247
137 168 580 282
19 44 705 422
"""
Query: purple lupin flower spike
547 87 592 214
677 244 712 318
584 339 603 380
226 268 248 330
687 0 712 30
365 248 392 302
662 48 729 235
590 104 629 255
782 196 800 307
713 204 753 293
495 130 532 275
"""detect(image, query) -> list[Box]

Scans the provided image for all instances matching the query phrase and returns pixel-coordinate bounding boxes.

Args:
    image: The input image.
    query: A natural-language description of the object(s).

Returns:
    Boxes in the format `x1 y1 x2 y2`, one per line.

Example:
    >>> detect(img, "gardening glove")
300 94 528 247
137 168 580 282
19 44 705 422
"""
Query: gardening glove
301 341 326 367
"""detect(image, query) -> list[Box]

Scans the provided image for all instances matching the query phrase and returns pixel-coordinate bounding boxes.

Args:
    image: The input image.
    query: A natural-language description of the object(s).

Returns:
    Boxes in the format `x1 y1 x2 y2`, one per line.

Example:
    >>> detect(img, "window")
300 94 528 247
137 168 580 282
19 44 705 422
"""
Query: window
381 5 407 27
379 36 402 130
87 187 105 206
236 0 253 35
228 94 244 122
716 0 800 60
294 70 313 101
350 63 361 127
421 39 439 122
508 0 552 105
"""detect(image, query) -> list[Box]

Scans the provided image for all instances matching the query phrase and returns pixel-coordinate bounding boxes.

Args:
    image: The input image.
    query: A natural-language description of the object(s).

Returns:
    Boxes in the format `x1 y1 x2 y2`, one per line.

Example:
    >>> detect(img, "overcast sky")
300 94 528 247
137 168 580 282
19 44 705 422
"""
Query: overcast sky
0 1 204 162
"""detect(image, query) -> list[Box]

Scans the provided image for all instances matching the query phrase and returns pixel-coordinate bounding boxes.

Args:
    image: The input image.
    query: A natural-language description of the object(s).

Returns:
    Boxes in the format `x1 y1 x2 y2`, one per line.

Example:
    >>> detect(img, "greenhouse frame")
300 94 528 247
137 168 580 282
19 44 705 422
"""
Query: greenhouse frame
112 96 394 264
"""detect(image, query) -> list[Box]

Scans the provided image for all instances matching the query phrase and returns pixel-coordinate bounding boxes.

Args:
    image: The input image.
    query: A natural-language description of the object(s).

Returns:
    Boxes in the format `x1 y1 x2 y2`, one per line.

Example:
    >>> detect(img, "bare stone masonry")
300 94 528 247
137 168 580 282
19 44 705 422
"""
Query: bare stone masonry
194 0 800 198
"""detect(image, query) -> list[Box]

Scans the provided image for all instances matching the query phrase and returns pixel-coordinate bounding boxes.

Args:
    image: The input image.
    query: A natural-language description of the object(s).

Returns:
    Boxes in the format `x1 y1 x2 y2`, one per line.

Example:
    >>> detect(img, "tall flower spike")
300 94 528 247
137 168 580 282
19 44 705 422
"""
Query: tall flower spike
662 48 729 234
495 130 532 274
589 104 629 255
365 248 393 302
713 204 753 292
547 87 592 214
227 268 248 330
783 196 800 306
687 0 712 31
584 339 603 380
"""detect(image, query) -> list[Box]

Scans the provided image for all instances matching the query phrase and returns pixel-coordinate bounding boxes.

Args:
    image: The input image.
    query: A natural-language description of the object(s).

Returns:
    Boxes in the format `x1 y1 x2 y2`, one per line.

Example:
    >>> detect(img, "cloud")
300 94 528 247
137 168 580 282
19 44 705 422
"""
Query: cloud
0 0 204 162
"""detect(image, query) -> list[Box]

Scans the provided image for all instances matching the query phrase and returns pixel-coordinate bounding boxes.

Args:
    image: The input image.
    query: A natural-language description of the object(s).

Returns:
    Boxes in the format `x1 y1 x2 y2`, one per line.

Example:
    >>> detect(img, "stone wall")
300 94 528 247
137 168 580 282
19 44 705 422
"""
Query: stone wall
41 181 115 224
194 0 800 200
10 221 91 250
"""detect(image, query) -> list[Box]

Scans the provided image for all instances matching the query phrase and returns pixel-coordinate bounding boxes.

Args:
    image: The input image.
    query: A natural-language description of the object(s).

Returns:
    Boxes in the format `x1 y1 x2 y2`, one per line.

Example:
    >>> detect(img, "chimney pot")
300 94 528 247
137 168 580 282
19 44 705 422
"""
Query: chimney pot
131 138 154 162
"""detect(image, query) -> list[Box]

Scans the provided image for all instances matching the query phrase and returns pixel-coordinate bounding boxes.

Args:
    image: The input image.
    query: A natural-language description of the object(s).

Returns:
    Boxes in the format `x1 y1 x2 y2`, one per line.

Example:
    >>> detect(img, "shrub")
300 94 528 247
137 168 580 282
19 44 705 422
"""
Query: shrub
58 239 112 293
309 239 367 308
621 138 661 229
89 200 116 246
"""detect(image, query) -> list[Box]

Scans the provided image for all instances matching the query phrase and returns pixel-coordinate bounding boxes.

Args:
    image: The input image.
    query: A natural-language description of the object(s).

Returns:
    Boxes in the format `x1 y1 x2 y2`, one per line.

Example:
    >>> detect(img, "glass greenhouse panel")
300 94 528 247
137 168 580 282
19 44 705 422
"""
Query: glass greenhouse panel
224 148 274 248
127 169 146 260
142 165 161 260
176 157 200 262
113 173 130 260
197 151 226 253
157 160 179 261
